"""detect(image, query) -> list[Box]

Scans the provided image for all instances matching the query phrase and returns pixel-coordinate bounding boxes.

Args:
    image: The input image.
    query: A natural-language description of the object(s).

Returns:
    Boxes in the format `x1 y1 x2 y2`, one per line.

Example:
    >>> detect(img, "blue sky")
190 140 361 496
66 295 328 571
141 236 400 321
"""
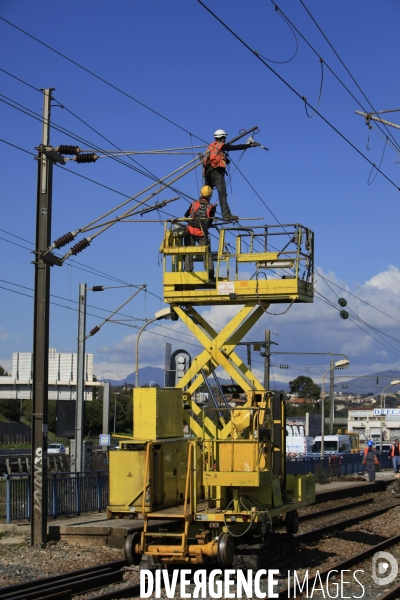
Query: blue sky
1 0 400 390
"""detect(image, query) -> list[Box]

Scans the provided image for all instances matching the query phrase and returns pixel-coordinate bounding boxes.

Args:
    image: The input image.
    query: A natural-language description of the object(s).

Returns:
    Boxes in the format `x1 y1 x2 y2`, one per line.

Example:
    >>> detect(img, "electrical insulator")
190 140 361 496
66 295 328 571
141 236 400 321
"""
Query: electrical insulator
92 286 104 292
89 325 100 337
70 238 90 256
57 145 81 155
75 153 98 164
338 298 347 307
53 232 74 249
279 365 289 369
339 310 349 319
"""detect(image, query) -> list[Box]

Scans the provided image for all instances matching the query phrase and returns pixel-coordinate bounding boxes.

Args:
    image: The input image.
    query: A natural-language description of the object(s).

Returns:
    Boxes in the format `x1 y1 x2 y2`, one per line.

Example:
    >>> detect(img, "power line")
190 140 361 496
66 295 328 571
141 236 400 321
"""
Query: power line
271 2 400 153
315 268 400 326
0 16 206 143
0 94 197 208
298 0 400 152
196 1 400 192
0 282 202 349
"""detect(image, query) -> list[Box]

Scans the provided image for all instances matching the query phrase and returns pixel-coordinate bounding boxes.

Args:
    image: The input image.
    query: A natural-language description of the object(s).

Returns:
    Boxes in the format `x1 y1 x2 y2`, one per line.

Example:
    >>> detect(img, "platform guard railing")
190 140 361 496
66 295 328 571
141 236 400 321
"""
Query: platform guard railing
0 471 108 523
286 453 392 476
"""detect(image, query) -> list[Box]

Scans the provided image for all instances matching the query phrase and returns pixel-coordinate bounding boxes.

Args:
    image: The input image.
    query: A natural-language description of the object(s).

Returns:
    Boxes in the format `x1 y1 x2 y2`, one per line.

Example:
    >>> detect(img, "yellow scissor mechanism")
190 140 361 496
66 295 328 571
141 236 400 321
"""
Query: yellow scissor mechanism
111 221 316 566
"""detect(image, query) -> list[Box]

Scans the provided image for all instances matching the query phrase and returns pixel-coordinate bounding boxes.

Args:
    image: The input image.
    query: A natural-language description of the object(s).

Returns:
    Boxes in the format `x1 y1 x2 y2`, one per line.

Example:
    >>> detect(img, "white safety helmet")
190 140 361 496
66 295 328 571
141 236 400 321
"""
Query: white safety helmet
214 129 227 139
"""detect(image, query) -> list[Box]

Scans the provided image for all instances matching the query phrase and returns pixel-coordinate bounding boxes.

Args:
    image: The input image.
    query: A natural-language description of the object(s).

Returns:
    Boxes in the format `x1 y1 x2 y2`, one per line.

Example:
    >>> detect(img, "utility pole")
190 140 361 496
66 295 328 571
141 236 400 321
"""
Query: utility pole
264 330 270 390
247 345 252 371
31 88 53 547
329 358 334 434
102 382 110 439
75 283 86 472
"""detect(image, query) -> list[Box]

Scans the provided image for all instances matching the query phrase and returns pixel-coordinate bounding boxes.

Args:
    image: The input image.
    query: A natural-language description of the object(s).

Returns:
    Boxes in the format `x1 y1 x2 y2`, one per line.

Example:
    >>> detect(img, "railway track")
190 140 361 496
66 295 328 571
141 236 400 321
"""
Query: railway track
277 533 400 599
0 560 127 600
3 496 399 599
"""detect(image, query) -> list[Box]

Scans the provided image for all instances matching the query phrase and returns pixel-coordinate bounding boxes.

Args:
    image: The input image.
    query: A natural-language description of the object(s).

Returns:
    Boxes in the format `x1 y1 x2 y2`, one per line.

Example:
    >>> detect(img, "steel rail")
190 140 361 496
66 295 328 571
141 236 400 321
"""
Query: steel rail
278 532 400 599
0 560 126 600
294 501 400 545
298 497 373 522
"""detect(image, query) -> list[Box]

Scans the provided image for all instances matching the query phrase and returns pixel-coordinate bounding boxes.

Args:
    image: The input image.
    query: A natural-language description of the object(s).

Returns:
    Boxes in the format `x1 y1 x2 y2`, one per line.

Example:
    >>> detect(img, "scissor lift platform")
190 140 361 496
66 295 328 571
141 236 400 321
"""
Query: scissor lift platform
161 223 314 305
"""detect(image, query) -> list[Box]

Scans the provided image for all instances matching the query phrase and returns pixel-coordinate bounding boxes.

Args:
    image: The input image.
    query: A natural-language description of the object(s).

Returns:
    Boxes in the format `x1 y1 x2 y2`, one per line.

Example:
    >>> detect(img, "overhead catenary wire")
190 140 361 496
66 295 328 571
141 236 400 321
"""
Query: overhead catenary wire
0 282 204 350
0 68 278 230
298 0 400 153
269 2 400 154
2 39 396 366
0 17 206 143
85 286 146 339
0 93 200 207
196 0 400 192
2 220 399 360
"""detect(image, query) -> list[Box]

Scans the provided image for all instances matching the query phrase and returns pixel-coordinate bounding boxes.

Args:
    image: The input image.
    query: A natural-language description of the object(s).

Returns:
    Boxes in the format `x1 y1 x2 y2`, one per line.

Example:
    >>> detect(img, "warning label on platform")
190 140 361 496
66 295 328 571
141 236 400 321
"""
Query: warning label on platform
218 282 235 295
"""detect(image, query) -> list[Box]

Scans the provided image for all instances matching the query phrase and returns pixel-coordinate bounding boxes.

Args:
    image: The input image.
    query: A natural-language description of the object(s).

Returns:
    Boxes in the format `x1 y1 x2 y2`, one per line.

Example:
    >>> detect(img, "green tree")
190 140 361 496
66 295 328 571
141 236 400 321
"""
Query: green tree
0 365 8 376
85 400 104 436
0 399 21 421
288 376 321 400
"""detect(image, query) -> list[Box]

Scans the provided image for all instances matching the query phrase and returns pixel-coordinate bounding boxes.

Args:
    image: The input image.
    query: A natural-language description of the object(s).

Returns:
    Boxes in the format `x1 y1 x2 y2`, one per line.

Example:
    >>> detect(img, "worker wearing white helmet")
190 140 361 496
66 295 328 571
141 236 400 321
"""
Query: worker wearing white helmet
203 129 258 220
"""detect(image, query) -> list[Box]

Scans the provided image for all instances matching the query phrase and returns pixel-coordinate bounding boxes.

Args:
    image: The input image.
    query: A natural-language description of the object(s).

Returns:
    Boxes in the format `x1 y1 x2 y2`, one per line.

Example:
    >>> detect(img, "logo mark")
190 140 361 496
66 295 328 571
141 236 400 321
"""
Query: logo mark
372 551 398 585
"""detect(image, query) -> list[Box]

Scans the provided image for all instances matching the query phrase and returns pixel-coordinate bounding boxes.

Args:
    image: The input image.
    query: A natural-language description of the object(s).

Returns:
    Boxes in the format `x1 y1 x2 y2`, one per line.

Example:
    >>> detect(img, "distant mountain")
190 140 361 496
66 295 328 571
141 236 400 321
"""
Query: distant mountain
100 366 165 387
331 370 400 395
99 366 290 390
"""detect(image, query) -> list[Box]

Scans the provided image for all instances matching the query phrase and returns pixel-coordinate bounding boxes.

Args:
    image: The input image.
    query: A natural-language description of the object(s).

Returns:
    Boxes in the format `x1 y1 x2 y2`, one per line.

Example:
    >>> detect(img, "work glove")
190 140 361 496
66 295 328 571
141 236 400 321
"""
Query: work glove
247 136 260 147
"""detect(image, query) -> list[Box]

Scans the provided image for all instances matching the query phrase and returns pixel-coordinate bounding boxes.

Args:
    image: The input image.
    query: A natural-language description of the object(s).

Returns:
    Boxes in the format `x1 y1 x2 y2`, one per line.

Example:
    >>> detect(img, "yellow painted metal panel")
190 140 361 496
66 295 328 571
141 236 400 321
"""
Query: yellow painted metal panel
109 448 148 510
163 280 314 305
164 272 209 285
236 252 279 262
218 442 256 472
133 388 183 439
163 246 207 255
203 471 260 487
162 440 189 506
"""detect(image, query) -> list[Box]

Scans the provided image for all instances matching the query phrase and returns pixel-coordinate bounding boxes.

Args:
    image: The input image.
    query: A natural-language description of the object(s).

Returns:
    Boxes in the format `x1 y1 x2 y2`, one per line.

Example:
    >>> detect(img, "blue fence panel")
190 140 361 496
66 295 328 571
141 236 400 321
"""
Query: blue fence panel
286 452 393 476
3 471 109 522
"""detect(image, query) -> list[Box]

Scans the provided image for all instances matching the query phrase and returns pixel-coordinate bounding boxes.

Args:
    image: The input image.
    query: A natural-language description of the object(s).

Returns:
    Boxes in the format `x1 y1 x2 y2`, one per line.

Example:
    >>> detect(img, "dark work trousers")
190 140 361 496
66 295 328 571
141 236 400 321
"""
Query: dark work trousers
366 462 376 482
204 167 231 219
184 233 214 274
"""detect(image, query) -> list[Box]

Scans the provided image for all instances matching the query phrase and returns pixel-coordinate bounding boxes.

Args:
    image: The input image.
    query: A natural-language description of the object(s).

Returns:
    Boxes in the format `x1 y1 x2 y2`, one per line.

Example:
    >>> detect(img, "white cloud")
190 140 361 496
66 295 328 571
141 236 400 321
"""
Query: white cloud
0 326 9 340
93 266 400 385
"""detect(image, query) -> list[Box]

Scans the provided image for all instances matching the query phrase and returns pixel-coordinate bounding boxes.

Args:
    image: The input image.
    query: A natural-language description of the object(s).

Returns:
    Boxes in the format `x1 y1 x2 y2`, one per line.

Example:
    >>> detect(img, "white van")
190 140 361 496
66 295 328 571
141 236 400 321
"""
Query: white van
311 435 351 455
286 436 314 457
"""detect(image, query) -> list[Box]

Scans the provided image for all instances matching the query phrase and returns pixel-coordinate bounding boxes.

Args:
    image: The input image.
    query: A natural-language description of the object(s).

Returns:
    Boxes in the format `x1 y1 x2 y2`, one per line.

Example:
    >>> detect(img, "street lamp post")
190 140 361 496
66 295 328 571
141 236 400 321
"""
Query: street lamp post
135 308 174 388
113 392 120 435
379 380 400 452
321 359 350 457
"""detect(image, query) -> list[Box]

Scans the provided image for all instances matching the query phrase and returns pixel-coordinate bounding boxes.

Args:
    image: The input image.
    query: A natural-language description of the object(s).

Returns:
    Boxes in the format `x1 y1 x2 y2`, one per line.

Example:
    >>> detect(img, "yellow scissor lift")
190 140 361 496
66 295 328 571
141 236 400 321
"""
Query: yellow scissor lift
109 222 316 567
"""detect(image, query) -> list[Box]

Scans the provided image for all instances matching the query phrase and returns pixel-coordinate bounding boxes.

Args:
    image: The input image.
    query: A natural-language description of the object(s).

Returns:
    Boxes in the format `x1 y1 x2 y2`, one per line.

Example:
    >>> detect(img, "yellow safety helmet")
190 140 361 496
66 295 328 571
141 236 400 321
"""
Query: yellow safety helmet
200 185 213 198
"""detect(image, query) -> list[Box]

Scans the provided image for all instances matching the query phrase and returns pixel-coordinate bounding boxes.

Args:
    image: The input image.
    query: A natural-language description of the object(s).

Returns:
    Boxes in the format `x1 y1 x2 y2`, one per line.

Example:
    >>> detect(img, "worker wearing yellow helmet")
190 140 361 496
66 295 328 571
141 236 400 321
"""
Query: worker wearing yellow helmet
184 185 216 280
203 129 258 221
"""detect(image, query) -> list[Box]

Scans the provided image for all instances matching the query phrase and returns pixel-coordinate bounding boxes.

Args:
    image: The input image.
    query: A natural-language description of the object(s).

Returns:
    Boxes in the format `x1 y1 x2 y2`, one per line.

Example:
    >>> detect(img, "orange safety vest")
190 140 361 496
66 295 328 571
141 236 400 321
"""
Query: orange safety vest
203 141 226 169
187 198 214 237
363 447 379 464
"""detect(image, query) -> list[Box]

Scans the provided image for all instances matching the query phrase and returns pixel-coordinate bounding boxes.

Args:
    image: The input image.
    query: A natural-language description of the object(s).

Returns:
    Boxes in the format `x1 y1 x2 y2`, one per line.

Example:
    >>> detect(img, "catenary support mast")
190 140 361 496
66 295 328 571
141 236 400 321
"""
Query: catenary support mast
31 88 54 546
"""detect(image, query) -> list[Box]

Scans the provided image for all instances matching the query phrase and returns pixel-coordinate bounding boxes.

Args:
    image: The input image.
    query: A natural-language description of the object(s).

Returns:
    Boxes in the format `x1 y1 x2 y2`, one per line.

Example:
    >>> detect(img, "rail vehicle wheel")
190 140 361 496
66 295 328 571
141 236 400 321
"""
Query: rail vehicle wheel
124 531 142 565
285 509 299 535
217 533 235 567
